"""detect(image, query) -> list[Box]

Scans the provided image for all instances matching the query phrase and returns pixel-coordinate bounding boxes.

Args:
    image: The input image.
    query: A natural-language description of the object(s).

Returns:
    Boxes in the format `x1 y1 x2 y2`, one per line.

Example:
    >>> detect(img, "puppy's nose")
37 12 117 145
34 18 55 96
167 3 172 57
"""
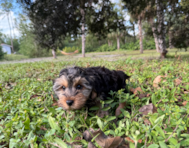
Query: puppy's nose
66 100 74 106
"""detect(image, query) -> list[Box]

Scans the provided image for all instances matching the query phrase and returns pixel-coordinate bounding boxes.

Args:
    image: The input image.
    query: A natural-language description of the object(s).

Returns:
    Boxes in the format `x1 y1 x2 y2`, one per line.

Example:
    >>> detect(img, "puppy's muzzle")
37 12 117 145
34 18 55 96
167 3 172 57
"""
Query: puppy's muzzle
66 100 74 106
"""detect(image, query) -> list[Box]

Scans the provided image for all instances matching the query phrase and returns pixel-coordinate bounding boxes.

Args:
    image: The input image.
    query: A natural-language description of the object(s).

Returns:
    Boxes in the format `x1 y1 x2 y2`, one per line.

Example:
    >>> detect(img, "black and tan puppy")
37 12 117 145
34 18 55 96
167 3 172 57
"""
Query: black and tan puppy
53 66 130 110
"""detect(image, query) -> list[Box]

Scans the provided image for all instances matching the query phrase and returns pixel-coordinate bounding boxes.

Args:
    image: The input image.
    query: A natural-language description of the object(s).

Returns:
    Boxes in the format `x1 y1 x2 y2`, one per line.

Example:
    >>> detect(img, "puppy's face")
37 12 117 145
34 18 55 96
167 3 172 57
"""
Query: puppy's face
53 67 94 110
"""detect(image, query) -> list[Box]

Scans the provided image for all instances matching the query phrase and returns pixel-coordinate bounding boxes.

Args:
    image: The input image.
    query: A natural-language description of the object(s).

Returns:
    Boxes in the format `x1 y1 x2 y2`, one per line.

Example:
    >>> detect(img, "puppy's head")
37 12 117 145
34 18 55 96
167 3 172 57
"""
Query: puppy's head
53 67 96 110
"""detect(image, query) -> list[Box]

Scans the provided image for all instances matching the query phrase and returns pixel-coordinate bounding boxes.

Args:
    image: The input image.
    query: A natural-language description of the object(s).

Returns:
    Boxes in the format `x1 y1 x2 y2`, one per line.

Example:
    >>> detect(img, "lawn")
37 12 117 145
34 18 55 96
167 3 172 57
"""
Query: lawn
0 51 189 148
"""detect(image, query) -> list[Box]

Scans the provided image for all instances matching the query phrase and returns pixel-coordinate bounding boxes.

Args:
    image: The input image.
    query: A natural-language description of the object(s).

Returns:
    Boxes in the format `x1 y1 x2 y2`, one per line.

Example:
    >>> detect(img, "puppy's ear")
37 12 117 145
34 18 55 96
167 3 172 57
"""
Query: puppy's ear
125 74 130 80
59 68 68 77
117 71 130 80
91 91 97 99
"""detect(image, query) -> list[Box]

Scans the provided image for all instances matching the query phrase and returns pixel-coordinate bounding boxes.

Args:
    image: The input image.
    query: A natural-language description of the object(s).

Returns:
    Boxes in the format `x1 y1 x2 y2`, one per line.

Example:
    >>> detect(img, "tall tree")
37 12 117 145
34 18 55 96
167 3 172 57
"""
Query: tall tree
138 14 143 53
19 0 80 58
122 0 169 58
19 0 118 58
125 9 144 53
155 0 167 58
0 0 14 53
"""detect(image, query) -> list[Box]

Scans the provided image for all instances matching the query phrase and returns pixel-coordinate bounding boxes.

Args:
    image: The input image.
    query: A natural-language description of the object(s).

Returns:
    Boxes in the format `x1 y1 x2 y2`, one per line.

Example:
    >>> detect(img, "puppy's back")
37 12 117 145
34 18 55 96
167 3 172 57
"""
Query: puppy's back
85 66 129 94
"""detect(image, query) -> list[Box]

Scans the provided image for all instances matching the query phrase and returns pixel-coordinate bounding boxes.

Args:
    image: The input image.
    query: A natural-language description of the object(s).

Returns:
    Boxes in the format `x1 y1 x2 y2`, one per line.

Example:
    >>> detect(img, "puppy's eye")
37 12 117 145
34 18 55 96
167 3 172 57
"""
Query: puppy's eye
62 86 66 90
76 84 82 89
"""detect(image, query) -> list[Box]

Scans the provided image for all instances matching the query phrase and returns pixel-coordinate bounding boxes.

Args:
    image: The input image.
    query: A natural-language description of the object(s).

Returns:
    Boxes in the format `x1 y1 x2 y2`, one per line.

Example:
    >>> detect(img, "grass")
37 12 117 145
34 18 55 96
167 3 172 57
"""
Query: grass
0 50 189 147
1 54 29 61
1 48 189 63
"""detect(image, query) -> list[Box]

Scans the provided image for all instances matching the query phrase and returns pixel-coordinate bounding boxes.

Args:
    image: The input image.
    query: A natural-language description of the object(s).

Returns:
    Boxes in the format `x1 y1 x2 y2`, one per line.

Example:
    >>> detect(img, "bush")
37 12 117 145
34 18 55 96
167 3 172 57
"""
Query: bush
3 54 29 61
63 46 80 53
97 44 116 52
121 38 155 50
121 40 140 50
0 46 5 60
143 37 156 50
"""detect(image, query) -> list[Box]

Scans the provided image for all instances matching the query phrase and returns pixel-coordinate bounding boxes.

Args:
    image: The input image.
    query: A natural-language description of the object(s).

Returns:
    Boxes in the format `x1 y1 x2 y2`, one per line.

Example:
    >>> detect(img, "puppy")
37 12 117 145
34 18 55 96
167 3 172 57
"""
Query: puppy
53 66 130 110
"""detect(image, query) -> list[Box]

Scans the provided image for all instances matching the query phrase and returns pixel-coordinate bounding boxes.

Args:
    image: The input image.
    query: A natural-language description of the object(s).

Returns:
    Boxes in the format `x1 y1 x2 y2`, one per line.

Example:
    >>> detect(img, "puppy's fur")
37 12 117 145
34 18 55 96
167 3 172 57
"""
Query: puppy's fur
53 66 130 110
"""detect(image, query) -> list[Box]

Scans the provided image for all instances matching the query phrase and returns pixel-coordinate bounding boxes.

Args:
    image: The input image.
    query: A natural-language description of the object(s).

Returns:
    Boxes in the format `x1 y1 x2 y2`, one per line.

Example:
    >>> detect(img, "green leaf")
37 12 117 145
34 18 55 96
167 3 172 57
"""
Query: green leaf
151 94 156 105
97 118 103 130
9 138 20 148
89 106 99 111
148 144 159 148
154 115 165 124
180 138 189 146
104 99 114 104
164 127 173 133
129 142 135 148
120 109 131 118
155 126 165 138
159 141 168 148
106 116 116 122
91 133 100 142
102 106 111 111
168 138 178 145
48 116 61 131
54 138 68 148
24 116 30 130
181 134 189 138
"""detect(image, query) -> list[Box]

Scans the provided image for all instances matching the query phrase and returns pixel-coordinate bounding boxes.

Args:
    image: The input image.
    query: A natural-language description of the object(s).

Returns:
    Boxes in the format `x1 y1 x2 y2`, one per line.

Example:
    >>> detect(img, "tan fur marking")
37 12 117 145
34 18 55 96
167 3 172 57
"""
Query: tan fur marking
57 75 68 88
58 92 88 110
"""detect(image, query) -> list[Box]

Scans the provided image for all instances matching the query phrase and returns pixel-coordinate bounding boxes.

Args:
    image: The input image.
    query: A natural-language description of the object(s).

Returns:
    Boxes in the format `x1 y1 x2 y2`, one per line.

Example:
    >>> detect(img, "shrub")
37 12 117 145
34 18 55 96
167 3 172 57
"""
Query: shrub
97 44 116 52
121 40 140 50
3 54 29 61
63 46 80 53
143 37 156 50
0 46 5 60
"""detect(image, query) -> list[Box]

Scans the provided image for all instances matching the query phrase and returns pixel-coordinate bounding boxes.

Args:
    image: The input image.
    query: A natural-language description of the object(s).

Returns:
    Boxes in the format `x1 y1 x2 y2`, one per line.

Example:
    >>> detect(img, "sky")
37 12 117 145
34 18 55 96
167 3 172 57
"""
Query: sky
0 0 23 38
0 0 133 38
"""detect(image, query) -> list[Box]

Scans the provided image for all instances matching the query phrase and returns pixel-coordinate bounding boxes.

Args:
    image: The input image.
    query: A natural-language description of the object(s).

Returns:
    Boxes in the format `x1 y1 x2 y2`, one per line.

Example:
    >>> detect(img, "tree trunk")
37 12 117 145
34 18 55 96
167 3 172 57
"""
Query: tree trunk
108 40 111 46
150 18 160 52
138 16 143 54
156 0 167 58
169 3 175 49
80 8 85 58
117 35 120 50
7 12 14 53
169 29 174 49
133 24 136 43
52 49 57 59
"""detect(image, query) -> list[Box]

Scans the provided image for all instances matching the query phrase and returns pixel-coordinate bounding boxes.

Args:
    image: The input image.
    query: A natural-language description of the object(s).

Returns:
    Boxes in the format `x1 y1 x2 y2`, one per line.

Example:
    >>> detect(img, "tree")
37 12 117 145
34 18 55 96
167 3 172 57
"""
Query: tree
171 1 189 51
123 6 144 53
19 0 81 58
138 14 143 53
15 14 38 57
0 45 5 60
19 0 118 58
92 5 126 50
129 16 137 43
155 0 167 58
113 9 127 50
0 0 14 53
122 0 169 57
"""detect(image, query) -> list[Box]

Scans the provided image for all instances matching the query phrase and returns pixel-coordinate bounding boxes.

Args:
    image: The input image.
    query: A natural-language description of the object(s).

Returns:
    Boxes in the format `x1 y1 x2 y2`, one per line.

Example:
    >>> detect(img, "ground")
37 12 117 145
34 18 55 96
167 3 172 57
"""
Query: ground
0 49 189 148
1 49 189 64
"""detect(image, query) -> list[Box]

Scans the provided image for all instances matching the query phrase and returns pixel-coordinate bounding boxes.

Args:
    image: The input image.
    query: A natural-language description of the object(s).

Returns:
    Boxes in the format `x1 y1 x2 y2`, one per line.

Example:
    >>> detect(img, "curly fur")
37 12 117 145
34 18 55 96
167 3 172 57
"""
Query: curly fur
53 66 130 110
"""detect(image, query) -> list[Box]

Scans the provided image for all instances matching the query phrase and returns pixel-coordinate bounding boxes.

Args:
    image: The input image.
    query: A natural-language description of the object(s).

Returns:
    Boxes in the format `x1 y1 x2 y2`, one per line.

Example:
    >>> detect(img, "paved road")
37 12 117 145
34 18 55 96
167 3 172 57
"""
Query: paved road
0 57 57 64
